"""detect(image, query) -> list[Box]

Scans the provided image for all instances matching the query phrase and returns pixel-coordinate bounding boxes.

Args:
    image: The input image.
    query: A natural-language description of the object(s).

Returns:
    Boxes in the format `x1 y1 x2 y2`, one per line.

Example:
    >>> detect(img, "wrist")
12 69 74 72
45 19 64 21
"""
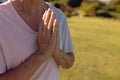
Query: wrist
35 50 47 62
52 49 61 58
36 49 52 61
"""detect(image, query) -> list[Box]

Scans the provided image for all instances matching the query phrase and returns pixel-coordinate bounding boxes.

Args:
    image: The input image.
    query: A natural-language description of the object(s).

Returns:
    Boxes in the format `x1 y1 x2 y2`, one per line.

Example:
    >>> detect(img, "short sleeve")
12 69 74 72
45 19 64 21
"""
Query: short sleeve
0 44 6 74
62 16 74 53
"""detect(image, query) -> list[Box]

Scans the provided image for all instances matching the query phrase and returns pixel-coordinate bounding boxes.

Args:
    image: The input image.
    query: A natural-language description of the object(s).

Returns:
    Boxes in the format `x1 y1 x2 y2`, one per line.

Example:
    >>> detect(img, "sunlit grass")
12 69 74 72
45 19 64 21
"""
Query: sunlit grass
60 17 120 80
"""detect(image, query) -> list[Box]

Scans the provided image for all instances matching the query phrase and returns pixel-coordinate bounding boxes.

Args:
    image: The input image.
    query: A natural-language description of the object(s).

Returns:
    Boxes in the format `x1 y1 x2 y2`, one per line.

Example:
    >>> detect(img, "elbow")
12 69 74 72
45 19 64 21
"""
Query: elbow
62 63 74 69
62 55 75 69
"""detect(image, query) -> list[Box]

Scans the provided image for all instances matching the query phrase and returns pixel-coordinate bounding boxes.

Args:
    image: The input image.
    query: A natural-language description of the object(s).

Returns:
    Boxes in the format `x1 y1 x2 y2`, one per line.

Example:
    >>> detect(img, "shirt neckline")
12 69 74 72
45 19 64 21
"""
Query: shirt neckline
9 0 50 34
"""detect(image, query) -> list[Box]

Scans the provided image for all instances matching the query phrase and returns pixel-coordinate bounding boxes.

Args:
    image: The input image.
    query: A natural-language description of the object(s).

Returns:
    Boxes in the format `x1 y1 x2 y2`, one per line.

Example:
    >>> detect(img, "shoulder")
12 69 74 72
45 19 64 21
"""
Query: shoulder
0 0 12 21
48 3 66 21
0 1 11 35
0 1 9 9
0 0 11 14
47 3 68 31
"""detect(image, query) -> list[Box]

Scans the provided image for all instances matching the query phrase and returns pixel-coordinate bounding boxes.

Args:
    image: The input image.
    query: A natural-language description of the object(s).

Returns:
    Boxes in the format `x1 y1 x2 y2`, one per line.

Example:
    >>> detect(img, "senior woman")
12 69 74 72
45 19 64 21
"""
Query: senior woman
0 0 75 80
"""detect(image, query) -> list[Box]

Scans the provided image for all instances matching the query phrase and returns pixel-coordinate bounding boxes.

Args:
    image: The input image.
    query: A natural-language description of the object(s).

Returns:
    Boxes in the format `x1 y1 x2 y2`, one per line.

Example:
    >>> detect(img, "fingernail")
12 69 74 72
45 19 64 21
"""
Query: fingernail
44 10 47 14
51 11 54 15
48 8 51 11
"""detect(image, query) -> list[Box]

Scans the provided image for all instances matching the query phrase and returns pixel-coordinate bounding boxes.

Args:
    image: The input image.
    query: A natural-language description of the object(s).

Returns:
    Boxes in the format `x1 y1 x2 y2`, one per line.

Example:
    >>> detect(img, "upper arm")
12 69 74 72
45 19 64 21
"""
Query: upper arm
62 16 74 53
62 16 75 64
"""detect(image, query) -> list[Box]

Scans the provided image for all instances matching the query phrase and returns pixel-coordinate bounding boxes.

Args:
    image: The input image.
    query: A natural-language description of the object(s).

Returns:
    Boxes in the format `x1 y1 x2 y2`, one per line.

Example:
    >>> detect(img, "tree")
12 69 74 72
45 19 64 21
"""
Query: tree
68 0 83 8
109 0 120 13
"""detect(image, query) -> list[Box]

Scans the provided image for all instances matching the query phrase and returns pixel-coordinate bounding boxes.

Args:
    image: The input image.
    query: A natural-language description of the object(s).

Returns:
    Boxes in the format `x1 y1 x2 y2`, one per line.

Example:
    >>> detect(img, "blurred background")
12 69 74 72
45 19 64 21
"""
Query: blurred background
1 0 120 80
46 0 120 19
1 0 120 19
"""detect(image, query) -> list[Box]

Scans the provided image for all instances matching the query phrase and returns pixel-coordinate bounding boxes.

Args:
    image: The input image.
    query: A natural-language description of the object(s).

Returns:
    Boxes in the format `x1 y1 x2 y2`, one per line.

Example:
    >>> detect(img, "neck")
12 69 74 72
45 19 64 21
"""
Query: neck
11 0 45 14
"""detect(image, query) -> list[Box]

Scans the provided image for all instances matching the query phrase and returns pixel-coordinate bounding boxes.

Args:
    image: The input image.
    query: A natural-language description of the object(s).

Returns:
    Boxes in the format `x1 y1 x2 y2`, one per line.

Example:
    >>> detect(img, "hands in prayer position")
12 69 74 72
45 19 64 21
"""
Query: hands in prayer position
37 9 60 60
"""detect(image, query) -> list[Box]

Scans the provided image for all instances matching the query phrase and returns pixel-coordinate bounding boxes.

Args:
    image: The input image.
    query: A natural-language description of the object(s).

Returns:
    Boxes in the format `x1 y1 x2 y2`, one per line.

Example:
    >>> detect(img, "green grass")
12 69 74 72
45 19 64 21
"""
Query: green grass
60 17 120 80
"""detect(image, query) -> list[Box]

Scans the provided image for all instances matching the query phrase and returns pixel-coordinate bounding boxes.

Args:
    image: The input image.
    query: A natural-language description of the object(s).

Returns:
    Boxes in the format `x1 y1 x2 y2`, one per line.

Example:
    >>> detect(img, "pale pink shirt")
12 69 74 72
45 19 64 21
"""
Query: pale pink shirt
0 0 74 80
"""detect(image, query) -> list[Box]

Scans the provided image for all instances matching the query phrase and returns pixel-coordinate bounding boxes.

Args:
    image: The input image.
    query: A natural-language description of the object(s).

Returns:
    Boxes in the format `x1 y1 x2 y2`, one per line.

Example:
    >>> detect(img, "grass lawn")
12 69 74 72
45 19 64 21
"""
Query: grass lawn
60 17 120 80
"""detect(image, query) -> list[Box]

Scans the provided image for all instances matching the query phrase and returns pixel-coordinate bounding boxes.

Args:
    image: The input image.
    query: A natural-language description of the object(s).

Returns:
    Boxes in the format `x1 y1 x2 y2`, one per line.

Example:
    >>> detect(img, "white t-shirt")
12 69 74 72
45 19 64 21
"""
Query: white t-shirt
0 0 74 80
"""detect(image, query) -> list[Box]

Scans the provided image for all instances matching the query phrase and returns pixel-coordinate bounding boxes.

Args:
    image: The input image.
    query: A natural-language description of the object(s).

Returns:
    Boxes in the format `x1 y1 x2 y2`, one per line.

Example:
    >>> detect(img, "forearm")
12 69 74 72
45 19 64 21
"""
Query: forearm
0 51 46 80
52 50 75 69
0 8 58 80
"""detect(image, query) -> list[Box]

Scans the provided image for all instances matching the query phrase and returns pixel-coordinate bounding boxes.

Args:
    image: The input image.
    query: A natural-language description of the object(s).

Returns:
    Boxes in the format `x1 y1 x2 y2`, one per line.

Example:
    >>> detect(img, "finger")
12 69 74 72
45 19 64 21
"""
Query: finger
42 23 47 44
42 10 47 20
51 30 56 49
53 19 60 46
48 11 56 31
42 10 48 44
38 21 43 34
43 9 51 44
38 20 45 47
53 19 58 33
38 21 44 38
56 21 60 47
45 10 53 44
50 19 58 47
44 8 52 27
46 31 51 45
54 19 59 39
